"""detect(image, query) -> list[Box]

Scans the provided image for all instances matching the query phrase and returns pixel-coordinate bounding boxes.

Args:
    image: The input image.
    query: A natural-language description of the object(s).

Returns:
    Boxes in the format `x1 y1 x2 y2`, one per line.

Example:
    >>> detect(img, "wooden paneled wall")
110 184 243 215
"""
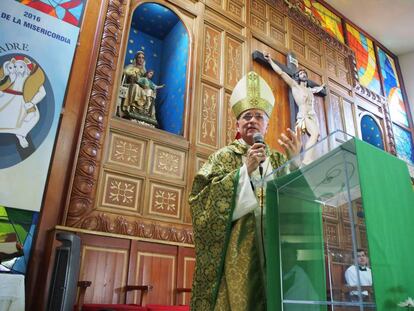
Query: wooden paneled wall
26 0 394 309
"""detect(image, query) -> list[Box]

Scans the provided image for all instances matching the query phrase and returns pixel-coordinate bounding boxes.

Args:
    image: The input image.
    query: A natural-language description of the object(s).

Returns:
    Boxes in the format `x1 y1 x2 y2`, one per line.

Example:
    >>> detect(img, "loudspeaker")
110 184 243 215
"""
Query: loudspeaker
47 232 81 311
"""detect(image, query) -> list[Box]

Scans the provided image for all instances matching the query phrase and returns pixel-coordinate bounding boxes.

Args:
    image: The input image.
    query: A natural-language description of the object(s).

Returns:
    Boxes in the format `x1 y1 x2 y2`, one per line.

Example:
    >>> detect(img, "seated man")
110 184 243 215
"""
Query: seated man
344 249 372 298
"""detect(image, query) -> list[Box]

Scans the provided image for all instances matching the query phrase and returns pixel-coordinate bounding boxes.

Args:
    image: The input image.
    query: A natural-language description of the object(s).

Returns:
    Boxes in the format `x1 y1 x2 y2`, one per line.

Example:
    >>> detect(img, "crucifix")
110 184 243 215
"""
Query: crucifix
253 50 327 164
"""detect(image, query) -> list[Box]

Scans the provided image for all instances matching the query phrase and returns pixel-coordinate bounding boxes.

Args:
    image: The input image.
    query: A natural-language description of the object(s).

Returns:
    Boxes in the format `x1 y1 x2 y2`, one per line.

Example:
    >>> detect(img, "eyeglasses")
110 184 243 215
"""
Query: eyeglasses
240 113 267 121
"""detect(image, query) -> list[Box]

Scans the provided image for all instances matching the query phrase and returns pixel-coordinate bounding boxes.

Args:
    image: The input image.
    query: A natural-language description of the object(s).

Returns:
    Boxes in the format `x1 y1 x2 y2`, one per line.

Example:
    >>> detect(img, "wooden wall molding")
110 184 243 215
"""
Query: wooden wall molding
382 100 397 155
354 82 387 108
66 0 127 226
78 213 194 245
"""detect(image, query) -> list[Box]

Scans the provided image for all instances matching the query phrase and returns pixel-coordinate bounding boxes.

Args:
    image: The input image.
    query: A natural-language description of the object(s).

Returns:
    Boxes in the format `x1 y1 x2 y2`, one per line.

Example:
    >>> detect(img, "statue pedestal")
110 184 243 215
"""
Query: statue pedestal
126 109 158 128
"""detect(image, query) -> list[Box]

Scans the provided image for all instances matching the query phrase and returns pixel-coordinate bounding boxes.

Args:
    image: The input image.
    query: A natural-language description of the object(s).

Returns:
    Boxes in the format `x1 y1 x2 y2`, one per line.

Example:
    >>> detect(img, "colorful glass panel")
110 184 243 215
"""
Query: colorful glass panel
346 23 382 95
301 0 344 43
392 124 414 164
16 0 85 27
377 48 409 126
360 115 384 150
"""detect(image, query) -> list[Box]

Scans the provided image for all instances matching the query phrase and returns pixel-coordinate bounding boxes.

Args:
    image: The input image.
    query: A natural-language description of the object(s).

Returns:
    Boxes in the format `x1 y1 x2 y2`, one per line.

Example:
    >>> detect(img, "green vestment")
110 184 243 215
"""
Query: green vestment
189 140 287 311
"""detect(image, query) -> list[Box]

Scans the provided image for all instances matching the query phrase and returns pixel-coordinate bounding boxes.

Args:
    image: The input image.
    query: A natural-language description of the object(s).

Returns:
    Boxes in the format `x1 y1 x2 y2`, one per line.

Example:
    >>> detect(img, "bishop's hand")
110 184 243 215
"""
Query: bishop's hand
278 127 302 160
245 142 266 176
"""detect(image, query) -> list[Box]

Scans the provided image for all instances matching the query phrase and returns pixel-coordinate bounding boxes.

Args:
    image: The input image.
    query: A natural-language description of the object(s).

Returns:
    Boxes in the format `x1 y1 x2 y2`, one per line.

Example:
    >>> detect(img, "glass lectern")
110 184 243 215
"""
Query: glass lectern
257 131 414 311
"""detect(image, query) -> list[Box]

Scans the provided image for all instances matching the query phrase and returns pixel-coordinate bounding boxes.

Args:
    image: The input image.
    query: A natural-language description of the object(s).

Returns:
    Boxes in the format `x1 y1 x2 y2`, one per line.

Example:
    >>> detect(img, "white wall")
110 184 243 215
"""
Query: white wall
399 52 414 123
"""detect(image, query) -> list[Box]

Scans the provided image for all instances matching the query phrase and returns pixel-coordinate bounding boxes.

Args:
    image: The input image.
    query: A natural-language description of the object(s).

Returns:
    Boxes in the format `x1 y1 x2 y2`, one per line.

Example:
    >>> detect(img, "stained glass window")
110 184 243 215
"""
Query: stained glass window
16 0 86 27
377 48 409 127
300 0 344 43
392 124 414 164
360 115 384 150
346 23 382 95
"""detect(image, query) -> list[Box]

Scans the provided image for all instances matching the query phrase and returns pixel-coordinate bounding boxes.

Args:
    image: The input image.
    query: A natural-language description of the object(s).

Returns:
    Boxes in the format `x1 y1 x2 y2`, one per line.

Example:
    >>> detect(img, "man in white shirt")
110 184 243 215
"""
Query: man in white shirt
344 249 372 299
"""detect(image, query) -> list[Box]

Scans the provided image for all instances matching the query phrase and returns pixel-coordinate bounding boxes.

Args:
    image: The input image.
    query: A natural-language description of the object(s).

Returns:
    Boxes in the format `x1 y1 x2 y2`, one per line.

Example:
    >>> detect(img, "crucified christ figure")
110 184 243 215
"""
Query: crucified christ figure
264 52 325 164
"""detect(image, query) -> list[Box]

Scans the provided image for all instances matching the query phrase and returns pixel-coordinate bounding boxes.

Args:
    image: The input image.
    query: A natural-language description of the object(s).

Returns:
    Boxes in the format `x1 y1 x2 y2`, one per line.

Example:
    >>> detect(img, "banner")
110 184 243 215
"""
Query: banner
0 0 80 212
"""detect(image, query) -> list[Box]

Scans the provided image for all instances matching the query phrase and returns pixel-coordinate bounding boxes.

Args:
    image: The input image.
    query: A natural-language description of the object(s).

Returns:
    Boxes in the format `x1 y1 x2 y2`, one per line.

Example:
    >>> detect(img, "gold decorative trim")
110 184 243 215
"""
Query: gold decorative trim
233 98 272 118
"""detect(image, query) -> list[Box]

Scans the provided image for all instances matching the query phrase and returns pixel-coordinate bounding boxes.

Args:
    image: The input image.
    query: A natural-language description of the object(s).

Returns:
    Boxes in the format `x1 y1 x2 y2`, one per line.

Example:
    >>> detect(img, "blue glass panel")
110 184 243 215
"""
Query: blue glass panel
387 87 410 127
360 115 384 150
393 124 414 164
377 48 409 126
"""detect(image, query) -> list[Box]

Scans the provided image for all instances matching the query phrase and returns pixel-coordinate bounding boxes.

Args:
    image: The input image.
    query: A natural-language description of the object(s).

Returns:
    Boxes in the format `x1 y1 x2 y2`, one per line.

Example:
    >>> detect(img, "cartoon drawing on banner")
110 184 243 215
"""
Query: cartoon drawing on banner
0 54 54 169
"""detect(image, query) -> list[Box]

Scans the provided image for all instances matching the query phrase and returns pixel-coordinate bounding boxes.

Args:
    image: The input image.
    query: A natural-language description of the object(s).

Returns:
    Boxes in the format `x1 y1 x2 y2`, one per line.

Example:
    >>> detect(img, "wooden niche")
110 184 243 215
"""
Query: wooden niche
65 0 198 306
66 0 196 238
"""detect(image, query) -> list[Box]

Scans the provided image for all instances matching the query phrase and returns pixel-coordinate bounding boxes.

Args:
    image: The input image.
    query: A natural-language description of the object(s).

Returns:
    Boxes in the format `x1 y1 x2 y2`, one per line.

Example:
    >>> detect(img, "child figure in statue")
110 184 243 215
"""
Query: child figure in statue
137 69 165 118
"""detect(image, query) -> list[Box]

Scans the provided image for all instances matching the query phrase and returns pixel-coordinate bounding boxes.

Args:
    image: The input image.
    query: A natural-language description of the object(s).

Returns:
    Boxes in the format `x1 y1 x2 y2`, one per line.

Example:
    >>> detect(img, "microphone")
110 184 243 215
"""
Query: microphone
253 132 264 145
253 132 265 177
253 133 266 267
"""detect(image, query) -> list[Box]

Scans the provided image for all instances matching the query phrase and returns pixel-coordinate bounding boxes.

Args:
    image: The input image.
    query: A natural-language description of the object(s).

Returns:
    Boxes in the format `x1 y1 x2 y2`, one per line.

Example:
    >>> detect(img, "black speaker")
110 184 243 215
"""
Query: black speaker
47 232 81 311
